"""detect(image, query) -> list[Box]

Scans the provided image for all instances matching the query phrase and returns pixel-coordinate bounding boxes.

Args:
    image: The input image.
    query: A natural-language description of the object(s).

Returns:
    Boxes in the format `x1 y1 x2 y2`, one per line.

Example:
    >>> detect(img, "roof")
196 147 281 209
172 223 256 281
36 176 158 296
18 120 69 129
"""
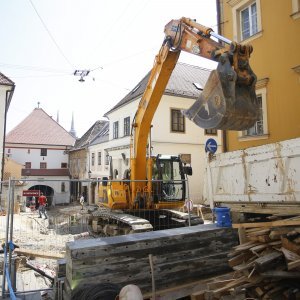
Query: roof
90 122 109 146
72 120 109 150
0 72 15 86
6 108 75 146
105 62 211 116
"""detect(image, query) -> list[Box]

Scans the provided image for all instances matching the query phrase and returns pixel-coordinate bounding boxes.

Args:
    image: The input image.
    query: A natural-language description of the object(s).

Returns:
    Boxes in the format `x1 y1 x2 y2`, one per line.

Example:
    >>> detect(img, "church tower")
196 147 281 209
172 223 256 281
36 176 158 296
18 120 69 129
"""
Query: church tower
69 112 77 138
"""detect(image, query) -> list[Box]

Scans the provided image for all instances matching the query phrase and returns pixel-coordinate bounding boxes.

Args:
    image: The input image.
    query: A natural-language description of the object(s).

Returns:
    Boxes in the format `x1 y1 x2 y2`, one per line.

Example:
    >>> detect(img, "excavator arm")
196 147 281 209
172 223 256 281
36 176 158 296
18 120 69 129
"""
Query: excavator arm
130 17 259 204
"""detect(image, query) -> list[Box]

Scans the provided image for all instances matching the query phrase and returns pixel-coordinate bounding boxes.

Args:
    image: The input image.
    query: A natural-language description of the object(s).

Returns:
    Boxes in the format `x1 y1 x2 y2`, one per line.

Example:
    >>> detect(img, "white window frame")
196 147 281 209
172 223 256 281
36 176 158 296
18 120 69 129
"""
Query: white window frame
91 152 95 166
239 86 268 141
171 108 185 133
230 0 262 43
113 121 119 139
98 151 102 166
123 116 130 136
291 0 300 19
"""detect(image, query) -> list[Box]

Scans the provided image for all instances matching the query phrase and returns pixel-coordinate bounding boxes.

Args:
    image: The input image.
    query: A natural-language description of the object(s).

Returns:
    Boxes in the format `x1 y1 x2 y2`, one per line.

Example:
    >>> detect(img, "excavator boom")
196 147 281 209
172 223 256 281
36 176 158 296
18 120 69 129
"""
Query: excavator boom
130 17 259 202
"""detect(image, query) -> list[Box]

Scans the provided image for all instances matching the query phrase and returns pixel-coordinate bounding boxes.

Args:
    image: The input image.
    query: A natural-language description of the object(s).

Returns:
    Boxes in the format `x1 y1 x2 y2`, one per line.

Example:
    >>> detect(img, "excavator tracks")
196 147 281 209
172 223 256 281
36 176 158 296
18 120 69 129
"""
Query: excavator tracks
90 207 153 236
89 207 203 236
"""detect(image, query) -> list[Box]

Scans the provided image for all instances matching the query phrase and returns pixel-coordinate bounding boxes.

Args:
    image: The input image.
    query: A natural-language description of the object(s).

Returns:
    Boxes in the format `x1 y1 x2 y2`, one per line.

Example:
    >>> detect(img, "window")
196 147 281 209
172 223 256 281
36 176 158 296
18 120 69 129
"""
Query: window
61 182 65 192
230 0 262 42
41 148 47 156
25 162 31 169
124 117 130 136
244 95 263 136
91 153 95 166
242 85 268 138
240 2 258 40
27 149 30 154
40 162 47 169
61 163 68 168
113 121 119 139
291 0 300 19
171 109 185 132
98 152 102 165
7 149 11 153
105 152 109 165
205 129 217 135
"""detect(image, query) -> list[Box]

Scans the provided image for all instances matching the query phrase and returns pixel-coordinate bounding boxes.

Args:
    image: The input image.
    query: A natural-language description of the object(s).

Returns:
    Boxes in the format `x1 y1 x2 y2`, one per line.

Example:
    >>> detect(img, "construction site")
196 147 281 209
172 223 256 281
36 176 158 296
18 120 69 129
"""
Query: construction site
1 1 300 299
1 167 300 300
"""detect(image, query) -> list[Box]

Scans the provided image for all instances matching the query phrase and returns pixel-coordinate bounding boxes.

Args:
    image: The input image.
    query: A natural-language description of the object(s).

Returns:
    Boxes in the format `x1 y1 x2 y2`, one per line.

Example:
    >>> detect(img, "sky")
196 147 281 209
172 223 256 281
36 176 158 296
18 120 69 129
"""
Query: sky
1 0 218 138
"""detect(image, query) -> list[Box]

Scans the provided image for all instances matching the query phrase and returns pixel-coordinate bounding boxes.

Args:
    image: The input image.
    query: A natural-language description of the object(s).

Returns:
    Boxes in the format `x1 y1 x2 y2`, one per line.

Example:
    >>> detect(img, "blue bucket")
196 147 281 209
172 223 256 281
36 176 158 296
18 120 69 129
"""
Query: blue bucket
214 207 232 227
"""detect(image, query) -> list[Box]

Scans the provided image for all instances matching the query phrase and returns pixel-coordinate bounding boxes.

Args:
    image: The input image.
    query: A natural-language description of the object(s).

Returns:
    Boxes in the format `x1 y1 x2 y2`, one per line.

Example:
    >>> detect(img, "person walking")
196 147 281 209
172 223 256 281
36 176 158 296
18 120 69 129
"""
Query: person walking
80 194 85 210
38 192 48 219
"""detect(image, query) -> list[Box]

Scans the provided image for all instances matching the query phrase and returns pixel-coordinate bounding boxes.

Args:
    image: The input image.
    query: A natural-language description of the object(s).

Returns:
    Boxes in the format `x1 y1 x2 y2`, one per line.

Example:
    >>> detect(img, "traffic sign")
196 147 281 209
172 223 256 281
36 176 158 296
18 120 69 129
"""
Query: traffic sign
185 199 194 211
205 138 218 154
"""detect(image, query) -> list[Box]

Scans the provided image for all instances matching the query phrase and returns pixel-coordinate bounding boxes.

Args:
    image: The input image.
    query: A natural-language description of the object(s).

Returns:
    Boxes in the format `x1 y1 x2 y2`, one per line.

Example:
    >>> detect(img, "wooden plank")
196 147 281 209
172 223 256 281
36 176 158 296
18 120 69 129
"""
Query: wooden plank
233 219 300 229
281 237 300 255
228 252 254 267
288 259 300 270
254 251 283 271
261 270 300 278
212 276 248 295
15 248 64 259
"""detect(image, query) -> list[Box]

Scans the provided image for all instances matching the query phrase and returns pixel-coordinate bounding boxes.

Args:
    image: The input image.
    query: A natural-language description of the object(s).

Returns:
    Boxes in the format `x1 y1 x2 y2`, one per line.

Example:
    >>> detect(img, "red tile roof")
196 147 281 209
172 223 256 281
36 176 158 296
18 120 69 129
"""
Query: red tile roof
6 108 75 146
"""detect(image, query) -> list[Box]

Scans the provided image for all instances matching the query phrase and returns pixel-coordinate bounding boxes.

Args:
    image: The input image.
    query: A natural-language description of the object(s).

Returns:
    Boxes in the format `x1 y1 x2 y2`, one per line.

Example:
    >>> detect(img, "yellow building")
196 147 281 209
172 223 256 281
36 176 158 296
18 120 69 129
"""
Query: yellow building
217 0 300 151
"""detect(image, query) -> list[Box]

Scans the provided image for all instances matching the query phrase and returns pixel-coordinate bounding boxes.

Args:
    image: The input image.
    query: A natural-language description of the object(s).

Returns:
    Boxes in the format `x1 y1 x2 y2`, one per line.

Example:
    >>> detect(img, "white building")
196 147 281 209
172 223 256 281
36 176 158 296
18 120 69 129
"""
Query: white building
88 63 223 204
0 72 15 205
5 107 75 206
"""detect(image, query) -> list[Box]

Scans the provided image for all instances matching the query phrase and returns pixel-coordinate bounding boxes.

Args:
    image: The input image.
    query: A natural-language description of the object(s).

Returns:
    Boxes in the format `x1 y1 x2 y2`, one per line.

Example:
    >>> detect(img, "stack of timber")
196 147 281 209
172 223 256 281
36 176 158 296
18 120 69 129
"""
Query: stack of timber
63 224 238 299
209 217 300 299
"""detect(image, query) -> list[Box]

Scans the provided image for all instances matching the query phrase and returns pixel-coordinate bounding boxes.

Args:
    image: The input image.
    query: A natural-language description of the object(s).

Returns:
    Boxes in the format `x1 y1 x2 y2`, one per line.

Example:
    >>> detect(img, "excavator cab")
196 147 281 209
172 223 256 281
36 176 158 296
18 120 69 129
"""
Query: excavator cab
152 155 188 203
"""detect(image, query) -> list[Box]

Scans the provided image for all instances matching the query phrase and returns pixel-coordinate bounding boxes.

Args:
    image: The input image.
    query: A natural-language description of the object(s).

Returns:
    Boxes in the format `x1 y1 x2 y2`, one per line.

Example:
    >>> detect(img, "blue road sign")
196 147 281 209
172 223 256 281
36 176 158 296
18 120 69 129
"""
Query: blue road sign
205 138 218 154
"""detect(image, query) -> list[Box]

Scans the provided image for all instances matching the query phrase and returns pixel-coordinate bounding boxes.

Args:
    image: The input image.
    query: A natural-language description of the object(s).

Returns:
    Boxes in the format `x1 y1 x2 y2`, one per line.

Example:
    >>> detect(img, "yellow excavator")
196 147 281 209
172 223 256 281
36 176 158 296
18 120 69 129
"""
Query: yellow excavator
91 17 259 236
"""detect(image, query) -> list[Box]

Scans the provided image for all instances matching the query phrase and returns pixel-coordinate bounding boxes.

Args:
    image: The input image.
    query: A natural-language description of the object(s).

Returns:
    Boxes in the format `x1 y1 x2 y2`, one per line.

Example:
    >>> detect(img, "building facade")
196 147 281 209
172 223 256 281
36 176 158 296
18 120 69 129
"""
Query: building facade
217 0 300 151
69 120 108 203
4 108 75 208
0 72 15 205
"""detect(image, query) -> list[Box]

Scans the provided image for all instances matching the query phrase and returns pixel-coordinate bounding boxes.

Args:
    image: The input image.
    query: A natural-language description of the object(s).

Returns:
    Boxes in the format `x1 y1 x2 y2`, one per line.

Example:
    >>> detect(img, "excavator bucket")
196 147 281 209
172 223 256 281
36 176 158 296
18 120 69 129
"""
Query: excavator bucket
183 53 259 131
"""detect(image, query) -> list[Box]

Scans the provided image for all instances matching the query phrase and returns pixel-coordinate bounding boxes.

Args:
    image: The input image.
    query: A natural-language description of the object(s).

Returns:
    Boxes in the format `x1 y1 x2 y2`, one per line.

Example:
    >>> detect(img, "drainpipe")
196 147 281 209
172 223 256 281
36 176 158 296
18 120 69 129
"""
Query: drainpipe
216 0 228 153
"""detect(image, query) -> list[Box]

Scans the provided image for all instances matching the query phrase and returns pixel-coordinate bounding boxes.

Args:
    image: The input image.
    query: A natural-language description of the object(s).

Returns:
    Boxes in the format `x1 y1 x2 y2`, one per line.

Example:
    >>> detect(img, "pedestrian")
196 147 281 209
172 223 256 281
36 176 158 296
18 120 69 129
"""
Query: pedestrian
80 194 84 210
30 196 36 211
38 192 48 219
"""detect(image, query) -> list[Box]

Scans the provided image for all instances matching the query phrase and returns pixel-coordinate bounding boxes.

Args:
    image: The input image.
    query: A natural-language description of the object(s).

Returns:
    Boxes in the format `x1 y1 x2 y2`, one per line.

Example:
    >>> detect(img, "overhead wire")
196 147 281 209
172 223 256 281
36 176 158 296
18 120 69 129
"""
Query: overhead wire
0 63 71 74
28 0 75 69
88 0 149 73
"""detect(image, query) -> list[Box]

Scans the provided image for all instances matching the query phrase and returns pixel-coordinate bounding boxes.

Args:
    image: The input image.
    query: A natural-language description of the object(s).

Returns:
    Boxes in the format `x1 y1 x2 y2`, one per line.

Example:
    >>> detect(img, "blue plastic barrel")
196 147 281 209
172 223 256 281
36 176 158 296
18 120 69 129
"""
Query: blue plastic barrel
214 207 232 227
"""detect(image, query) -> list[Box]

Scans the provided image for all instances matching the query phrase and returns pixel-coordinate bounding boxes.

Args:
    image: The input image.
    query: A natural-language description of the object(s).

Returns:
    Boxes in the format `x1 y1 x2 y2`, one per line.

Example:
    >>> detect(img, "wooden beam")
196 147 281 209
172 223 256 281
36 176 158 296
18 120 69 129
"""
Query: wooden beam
15 248 64 259
233 219 300 229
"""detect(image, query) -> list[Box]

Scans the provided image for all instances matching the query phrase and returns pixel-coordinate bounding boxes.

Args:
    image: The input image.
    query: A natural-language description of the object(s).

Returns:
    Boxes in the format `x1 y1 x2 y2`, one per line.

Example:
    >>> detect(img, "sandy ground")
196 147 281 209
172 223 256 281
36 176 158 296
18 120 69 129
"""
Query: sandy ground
0 203 91 299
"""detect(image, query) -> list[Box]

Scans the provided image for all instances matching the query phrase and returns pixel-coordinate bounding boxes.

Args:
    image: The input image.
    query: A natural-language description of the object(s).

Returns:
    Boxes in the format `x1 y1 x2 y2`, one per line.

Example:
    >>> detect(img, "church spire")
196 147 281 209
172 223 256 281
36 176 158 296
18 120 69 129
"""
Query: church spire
69 112 77 138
